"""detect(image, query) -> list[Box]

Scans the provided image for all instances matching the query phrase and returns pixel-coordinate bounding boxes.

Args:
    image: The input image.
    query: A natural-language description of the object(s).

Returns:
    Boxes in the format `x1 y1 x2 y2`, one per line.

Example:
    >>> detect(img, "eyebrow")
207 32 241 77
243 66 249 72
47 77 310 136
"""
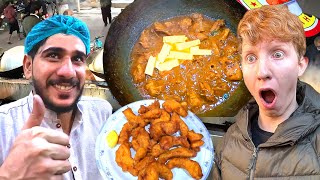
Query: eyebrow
74 51 87 59
41 47 87 58
41 47 65 54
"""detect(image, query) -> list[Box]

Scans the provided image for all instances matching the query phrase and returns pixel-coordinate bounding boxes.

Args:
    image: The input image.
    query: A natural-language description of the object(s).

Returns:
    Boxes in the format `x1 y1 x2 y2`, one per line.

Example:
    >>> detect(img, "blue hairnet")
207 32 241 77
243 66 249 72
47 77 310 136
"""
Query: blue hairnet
24 15 91 55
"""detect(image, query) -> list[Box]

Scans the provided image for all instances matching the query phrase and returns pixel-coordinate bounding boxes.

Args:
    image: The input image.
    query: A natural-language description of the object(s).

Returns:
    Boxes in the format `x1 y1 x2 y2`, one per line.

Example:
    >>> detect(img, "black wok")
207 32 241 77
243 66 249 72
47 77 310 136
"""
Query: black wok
104 0 252 117
0 66 24 79
0 52 24 79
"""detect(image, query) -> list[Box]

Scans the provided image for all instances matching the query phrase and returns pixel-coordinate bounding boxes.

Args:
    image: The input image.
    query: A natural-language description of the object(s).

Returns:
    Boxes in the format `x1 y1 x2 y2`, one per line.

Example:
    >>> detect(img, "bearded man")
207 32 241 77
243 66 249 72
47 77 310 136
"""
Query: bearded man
0 15 112 179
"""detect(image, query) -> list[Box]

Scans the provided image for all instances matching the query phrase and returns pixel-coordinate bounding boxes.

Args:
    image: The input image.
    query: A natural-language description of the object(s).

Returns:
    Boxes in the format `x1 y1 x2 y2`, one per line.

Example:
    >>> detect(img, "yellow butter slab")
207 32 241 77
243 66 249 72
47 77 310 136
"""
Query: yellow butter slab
167 51 193 60
170 46 190 52
145 56 156 76
190 46 212 55
163 35 188 43
190 46 200 53
175 39 201 50
157 43 172 63
156 59 180 71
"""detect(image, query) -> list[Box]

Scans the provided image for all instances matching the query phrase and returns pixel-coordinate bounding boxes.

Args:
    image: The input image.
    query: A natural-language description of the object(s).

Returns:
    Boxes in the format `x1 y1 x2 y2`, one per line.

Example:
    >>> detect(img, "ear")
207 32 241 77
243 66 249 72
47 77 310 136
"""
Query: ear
298 56 308 77
23 55 32 79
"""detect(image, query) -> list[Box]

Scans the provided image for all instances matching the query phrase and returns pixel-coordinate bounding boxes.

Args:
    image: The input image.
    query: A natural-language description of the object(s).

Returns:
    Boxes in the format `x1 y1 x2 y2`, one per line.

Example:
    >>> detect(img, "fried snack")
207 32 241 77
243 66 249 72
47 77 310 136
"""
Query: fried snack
159 135 190 150
187 130 204 142
131 127 150 150
115 142 138 176
131 127 150 162
157 147 197 164
140 108 162 120
161 120 179 135
162 99 188 117
135 155 156 172
118 122 135 144
123 108 147 127
138 165 158 180
138 105 149 114
150 119 179 141
151 109 171 125
149 122 165 141
148 139 158 150
138 100 161 114
152 162 173 180
171 112 189 137
138 162 173 180
151 144 166 157
190 140 204 150
167 158 203 180
192 147 201 153
134 148 148 163
115 100 206 179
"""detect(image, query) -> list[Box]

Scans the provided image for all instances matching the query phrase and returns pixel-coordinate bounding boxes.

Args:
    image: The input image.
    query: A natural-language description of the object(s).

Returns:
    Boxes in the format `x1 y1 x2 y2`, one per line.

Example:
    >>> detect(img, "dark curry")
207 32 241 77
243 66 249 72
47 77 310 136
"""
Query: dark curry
130 13 242 114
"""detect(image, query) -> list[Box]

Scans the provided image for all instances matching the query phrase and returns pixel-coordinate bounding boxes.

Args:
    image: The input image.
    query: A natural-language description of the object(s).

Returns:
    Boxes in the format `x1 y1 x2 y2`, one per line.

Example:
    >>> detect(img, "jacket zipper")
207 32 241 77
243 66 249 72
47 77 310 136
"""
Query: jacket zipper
249 147 259 180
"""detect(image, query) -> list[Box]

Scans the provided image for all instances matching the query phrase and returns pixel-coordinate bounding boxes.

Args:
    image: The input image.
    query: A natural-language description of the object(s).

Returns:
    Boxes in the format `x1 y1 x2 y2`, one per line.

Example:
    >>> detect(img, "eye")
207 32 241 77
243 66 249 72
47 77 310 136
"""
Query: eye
245 54 257 63
72 56 86 63
47 53 59 59
272 51 284 59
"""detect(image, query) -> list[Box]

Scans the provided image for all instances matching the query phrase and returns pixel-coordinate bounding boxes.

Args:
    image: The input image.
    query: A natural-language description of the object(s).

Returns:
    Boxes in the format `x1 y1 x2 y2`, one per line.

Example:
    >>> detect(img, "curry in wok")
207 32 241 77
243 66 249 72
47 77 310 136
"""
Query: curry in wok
130 13 243 114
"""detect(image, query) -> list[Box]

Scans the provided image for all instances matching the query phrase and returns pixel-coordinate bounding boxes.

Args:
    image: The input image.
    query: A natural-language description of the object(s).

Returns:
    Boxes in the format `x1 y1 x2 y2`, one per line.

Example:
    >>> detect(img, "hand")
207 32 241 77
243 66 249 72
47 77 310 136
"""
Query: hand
0 95 71 180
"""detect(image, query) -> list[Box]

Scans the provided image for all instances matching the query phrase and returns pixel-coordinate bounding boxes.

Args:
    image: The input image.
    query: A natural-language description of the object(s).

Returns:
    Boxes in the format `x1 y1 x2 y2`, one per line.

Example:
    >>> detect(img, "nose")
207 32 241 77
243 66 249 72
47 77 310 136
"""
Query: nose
56 59 76 78
256 58 271 80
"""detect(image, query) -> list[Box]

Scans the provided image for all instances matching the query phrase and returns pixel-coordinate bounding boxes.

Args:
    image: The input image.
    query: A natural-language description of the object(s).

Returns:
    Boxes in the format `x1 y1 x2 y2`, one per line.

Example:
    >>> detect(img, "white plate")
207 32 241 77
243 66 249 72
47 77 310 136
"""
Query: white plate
95 99 214 180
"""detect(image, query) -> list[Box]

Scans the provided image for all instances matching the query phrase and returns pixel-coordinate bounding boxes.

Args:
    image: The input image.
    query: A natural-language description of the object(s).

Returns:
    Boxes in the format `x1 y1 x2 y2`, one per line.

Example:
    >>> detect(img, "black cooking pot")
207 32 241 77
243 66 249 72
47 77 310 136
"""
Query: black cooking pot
104 0 252 117
86 49 105 80
0 52 24 79
0 66 24 79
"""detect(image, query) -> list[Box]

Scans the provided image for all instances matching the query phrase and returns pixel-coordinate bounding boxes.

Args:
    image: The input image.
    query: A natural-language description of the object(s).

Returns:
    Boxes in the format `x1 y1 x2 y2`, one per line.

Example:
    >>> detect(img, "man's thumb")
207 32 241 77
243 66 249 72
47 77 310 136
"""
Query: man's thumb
22 95 46 130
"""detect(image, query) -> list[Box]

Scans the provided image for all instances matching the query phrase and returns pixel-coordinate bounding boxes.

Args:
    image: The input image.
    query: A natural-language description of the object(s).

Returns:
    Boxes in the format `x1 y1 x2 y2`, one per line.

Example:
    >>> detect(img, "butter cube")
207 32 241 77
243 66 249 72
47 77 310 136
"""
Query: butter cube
175 39 201 50
145 56 156 76
163 35 188 43
167 51 193 60
157 43 172 63
190 46 199 51
190 46 212 55
156 59 180 71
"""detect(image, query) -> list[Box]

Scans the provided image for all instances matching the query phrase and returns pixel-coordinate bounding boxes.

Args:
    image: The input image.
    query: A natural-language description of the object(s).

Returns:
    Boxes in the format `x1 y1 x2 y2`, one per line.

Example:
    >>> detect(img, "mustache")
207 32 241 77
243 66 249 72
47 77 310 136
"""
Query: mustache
48 78 80 86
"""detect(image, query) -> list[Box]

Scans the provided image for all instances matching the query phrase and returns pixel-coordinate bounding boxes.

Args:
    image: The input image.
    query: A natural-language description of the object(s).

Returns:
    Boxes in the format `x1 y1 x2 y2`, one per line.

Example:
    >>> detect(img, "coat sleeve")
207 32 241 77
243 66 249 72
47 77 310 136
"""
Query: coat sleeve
313 124 320 157
212 133 226 180
212 122 238 180
212 155 222 180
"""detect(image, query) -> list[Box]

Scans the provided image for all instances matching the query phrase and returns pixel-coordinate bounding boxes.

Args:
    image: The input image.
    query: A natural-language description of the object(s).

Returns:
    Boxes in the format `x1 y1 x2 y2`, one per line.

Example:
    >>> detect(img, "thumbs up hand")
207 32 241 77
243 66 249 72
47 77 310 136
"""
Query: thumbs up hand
0 95 71 179
22 94 46 129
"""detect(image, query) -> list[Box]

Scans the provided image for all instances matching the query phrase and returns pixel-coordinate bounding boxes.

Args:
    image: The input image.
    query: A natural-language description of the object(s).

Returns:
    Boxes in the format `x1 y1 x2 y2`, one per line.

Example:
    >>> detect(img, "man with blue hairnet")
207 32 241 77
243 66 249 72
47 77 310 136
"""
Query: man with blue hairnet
0 15 112 179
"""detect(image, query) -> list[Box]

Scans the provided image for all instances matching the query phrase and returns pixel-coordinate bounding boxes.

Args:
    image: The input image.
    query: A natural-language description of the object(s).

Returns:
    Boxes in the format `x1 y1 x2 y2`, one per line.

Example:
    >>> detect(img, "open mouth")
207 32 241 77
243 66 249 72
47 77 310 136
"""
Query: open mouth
49 78 79 91
54 84 75 91
260 89 276 104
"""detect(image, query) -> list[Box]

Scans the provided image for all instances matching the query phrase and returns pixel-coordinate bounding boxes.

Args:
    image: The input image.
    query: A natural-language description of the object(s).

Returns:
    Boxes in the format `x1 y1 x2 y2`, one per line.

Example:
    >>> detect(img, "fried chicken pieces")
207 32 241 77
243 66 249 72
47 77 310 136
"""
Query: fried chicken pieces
115 99 205 180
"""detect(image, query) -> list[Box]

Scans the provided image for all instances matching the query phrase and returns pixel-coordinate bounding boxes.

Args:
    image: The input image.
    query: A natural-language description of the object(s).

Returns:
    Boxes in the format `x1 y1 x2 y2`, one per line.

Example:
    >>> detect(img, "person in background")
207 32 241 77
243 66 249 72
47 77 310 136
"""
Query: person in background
24 0 33 16
24 0 46 17
305 36 320 68
0 15 112 179
63 9 73 16
21 4 42 35
3 1 23 44
100 0 111 26
213 5 320 179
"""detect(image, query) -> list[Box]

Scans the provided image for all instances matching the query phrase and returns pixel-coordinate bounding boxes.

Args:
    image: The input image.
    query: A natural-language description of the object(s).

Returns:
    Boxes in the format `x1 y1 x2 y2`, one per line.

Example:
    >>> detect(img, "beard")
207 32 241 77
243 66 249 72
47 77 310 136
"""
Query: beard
32 77 84 113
